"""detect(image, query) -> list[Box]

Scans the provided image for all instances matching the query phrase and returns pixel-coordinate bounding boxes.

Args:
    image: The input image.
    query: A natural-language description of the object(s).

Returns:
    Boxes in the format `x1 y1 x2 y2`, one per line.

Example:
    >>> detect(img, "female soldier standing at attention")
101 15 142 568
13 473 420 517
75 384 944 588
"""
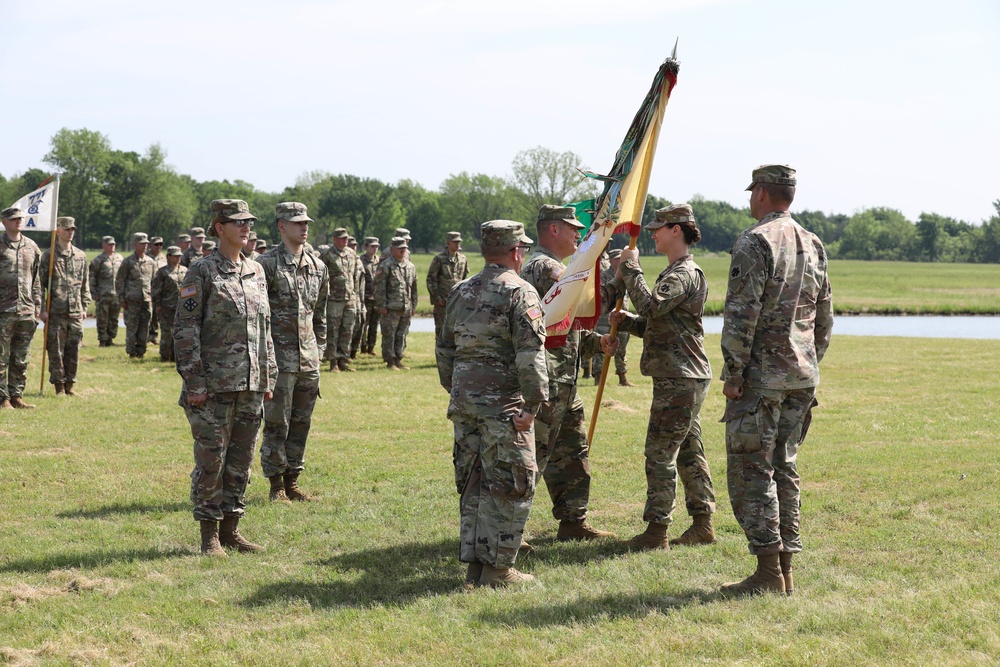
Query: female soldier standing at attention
606 204 717 550
174 199 277 556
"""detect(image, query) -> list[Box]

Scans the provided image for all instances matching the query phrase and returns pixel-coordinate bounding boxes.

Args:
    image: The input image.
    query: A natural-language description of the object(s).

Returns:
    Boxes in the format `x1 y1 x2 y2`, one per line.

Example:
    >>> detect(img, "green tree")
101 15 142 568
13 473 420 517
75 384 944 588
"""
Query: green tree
396 180 444 252
689 195 755 254
43 128 113 248
439 172 530 242
510 146 598 213
839 208 917 261
318 174 404 245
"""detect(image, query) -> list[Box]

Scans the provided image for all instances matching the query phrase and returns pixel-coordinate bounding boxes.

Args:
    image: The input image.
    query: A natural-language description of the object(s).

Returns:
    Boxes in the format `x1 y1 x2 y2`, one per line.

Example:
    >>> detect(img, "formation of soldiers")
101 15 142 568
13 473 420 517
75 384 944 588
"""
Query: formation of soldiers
0 163 832 597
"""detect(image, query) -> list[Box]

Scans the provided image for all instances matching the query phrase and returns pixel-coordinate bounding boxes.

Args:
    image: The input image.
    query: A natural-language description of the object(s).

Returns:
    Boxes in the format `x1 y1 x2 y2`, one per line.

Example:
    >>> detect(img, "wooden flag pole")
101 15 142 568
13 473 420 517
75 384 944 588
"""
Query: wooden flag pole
38 174 60 395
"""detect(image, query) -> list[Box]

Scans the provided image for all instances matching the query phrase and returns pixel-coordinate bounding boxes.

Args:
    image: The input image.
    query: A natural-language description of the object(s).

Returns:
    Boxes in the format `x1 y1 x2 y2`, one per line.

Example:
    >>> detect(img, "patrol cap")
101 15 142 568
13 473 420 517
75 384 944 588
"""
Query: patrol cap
390 236 409 249
746 164 796 191
202 240 217 251
446 231 462 242
537 204 585 229
275 201 312 223
166 245 182 256
1 207 25 219
394 227 411 240
247 231 257 241
56 216 76 230
645 203 696 230
607 248 622 259
176 233 191 243
256 239 268 250
332 228 349 239
150 236 164 245
133 232 150 244
102 235 116 245
190 227 206 238
348 236 357 244
481 220 533 247
210 199 257 224
364 236 380 247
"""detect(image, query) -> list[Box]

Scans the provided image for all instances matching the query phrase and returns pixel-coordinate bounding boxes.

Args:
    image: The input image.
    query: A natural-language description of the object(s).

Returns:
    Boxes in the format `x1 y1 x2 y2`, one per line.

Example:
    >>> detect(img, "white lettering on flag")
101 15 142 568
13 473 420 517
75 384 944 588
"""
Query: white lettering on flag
10 183 55 232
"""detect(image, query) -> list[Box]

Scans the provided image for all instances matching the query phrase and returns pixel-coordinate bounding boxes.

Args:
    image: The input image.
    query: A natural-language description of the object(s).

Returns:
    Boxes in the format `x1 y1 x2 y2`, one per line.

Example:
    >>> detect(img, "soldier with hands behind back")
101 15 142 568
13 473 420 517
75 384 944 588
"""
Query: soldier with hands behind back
39 216 90 396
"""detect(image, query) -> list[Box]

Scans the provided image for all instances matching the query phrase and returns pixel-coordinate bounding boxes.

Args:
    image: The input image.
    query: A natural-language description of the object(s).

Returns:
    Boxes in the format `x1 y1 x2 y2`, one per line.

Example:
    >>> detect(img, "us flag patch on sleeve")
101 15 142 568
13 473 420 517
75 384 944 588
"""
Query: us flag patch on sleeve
526 306 542 321
180 285 197 298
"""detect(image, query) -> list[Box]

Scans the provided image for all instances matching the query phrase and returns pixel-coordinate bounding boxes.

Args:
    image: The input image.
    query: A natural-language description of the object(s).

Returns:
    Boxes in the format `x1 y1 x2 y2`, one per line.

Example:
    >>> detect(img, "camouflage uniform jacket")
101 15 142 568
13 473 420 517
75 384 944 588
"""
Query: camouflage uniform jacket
151 263 188 311
600 269 627 316
436 263 549 417
0 232 42 316
89 252 123 300
374 256 418 312
617 254 712 379
721 211 833 390
174 251 277 396
360 253 379 303
520 245 602 386
115 253 157 303
322 245 359 303
181 245 202 267
258 243 330 373
40 242 90 317
150 253 167 271
427 250 469 305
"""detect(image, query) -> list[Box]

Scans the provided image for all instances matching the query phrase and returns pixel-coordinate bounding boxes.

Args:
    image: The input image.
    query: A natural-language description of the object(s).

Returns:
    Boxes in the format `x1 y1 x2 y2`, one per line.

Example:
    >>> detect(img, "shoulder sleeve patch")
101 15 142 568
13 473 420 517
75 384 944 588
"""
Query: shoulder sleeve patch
550 267 564 281
526 306 542 321
180 285 197 298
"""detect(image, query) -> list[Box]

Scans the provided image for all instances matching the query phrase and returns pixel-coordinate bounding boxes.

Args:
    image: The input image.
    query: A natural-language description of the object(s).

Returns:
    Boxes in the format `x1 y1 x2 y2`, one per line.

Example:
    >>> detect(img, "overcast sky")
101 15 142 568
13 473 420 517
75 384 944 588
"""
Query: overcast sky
3 0 998 223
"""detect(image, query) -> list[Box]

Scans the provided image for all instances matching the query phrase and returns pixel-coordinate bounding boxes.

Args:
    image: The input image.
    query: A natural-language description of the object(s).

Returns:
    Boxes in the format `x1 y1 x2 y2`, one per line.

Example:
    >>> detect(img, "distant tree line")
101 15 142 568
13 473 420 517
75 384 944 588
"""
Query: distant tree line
2 128 998 263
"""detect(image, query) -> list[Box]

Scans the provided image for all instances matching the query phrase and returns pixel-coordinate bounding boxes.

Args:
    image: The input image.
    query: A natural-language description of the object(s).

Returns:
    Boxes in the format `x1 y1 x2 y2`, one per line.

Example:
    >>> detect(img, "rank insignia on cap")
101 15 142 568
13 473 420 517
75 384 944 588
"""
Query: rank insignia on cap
183 298 197 311
180 285 197 299
526 306 542 321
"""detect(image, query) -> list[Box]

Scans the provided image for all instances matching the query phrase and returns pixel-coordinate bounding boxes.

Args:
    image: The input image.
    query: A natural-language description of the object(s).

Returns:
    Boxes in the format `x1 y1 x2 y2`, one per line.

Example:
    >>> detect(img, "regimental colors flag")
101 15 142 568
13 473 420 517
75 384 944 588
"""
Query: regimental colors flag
9 180 57 232
542 56 680 347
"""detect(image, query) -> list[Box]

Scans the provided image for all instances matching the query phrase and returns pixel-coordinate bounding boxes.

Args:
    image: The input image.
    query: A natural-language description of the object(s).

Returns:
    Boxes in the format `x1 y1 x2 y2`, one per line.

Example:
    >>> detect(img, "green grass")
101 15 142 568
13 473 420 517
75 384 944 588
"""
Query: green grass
1 330 998 665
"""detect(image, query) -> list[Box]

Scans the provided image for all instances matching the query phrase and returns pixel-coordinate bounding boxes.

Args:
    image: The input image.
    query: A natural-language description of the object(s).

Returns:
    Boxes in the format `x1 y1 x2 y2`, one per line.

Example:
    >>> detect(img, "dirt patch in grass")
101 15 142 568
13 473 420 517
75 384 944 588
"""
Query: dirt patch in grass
601 399 639 414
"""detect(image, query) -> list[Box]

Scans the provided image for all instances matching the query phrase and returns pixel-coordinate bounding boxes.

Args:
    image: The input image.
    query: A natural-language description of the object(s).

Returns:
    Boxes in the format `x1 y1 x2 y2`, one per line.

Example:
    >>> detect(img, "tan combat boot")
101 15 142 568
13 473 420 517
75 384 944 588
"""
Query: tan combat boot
556 519 616 542
780 552 794 596
669 514 716 546
720 554 785 597
64 382 76 396
387 362 399 371
394 359 409 371
519 538 535 555
283 472 314 502
199 520 227 557
10 396 36 409
329 359 339 373
54 382 65 395
338 358 355 372
617 372 634 387
219 516 264 553
0 399 11 409
465 561 484 587
268 475 292 504
479 564 535 588
626 522 670 550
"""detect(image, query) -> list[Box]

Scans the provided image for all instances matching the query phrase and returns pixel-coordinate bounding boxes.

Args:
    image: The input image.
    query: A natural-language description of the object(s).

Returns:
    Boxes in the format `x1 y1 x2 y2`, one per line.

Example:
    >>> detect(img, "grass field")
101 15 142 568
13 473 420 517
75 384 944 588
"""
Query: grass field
2 329 998 665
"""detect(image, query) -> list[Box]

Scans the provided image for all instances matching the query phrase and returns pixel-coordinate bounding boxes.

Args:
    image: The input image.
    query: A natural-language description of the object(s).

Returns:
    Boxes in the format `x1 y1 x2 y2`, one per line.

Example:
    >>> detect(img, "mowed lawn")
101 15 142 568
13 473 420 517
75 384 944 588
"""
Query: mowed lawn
1 329 998 665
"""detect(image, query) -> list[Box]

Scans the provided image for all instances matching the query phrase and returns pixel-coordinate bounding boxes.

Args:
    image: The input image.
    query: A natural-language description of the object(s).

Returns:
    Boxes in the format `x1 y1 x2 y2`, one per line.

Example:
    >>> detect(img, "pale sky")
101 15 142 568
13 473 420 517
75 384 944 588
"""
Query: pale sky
3 0 998 223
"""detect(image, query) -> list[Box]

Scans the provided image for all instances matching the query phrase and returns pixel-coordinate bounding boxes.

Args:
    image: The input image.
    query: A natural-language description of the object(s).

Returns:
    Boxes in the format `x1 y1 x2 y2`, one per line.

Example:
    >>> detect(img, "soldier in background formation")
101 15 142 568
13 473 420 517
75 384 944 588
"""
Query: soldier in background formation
346 236 365 359
90 236 123 347
321 228 360 373
242 231 258 260
174 199 276 557
520 205 615 544
151 245 187 362
374 237 418 370
0 206 41 409
176 233 191 254
147 237 165 346
201 240 216 257
39 216 90 396
426 231 469 342
380 227 410 262
116 232 157 359
255 239 267 255
436 220 548 587
357 237 380 355
610 204 717 551
181 227 205 266
590 248 633 386
719 165 833 596
258 202 329 505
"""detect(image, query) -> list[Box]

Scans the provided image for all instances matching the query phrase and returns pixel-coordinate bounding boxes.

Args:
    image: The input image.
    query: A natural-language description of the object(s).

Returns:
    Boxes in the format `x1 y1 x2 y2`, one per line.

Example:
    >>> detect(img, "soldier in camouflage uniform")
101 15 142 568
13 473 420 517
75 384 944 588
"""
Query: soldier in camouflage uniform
427 231 470 342
201 240 217 258
610 205 717 550
358 237 380 355
176 233 191 254
719 165 833 596
89 236 123 347
436 220 548 588
379 227 410 263
181 227 206 267
521 205 615 543
590 249 634 386
348 237 365 359
0 207 41 409
321 228 360 372
39 217 90 396
255 239 267 255
151 246 187 362
147 237 166 345
116 232 157 359
374 237 418 370
258 202 329 505
242 230 258 260
174 199 276 557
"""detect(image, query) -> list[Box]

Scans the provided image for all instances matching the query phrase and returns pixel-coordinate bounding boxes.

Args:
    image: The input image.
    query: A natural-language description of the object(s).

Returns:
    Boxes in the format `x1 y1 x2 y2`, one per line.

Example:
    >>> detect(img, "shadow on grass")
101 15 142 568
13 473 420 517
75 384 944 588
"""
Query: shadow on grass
478 589 719 627
56 501 190 519
518 536 633 567
0 547 192 573
241 538 459 609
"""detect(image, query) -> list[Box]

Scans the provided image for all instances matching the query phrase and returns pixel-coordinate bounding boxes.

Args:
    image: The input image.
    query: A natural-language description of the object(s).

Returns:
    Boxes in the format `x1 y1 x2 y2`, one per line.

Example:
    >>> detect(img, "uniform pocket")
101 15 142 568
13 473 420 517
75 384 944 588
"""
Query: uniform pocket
723 394 762 454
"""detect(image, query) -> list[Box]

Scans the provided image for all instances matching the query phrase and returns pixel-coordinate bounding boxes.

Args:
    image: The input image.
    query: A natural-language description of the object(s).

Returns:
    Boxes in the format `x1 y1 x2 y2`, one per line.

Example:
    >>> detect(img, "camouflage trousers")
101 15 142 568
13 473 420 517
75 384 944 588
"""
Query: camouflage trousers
452 411 537 568
361 300 379 351
45 314 84 385
350 305 366 355
123 300 151 357
325 300 357 361
590 330 630 376
148 301 160 343
433 303 446 343
380 309 411 363
724 386 817 555
183 390 264 522
534 382 592 522
0 314 36 400
158 308 176 362
95 295 120 344
642 377 714 525
260 370 320 478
